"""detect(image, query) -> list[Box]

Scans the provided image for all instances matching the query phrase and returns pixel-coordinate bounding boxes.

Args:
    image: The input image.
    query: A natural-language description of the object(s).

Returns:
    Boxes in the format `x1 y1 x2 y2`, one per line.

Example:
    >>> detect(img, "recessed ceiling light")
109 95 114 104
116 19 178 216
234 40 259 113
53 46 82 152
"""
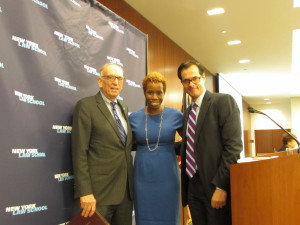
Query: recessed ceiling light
239 59 251 63
220 30 227 34
227 40 241 45
292 29 300 72
207 8 225 15
264 98 270 101
266 101 272 104
294 0 300 8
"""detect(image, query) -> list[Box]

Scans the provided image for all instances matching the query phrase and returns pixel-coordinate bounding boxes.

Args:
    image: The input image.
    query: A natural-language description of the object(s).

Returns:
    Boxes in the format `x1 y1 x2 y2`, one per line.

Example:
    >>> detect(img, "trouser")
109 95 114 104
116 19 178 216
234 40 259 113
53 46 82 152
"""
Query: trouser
188 172 231 225
97 184 133 225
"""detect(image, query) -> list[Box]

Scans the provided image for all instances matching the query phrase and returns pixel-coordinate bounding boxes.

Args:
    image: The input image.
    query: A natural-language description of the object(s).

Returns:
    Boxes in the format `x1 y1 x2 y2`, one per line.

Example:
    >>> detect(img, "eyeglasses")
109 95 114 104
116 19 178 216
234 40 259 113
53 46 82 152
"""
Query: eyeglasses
181 76 202 85
102 75 124 81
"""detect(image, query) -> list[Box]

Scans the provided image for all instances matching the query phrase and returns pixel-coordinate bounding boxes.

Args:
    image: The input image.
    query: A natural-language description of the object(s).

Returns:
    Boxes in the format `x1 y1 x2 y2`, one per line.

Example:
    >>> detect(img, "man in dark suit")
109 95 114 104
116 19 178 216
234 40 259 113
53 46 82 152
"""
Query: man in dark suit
177 60 243 225
72 63 133 225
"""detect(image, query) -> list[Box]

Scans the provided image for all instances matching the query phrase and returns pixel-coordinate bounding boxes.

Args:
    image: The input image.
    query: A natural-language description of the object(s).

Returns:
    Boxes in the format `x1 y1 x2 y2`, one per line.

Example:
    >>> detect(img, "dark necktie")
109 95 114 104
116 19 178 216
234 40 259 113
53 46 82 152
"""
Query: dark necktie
110 102 127 145
186 103 197 178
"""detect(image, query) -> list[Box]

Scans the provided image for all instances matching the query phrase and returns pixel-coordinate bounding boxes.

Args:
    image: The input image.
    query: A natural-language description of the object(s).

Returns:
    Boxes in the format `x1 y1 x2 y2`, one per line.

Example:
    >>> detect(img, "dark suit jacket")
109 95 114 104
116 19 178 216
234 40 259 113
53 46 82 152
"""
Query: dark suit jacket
277 145 287 152
72 92 133 205
180 91 242 206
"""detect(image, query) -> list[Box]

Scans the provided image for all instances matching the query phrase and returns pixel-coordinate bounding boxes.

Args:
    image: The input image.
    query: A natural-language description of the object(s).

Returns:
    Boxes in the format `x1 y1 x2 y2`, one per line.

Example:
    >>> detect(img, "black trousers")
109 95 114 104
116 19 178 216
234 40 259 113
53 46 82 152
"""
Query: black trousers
188 172 232 225
97 183 133 225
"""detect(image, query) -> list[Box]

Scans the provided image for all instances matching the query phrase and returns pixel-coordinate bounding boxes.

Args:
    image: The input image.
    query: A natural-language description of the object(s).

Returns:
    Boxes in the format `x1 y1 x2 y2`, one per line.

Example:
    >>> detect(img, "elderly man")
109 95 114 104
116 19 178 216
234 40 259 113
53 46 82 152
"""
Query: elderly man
72 63 133 225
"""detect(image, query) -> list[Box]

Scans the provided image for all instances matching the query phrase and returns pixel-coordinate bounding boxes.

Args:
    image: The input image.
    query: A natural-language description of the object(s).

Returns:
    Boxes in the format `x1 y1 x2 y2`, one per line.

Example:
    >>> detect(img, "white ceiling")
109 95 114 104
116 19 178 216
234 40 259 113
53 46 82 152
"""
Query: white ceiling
124 0 300 105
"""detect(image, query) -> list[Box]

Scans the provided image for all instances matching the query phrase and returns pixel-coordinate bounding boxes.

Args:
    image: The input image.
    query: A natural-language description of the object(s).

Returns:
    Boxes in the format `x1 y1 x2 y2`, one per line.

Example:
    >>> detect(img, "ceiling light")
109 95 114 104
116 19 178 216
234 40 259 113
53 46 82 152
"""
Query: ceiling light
227 40 241 45
264 98 270 101
239 59 251 64
294 0 300 8
266 102 272 104
220 30 227 34
207 8 225 15
292 29 300 72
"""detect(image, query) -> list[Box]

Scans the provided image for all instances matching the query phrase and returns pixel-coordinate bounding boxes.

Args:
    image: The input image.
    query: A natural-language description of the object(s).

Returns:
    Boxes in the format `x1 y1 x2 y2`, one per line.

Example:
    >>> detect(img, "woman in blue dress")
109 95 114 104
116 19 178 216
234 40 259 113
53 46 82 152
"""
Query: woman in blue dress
129 72 183 225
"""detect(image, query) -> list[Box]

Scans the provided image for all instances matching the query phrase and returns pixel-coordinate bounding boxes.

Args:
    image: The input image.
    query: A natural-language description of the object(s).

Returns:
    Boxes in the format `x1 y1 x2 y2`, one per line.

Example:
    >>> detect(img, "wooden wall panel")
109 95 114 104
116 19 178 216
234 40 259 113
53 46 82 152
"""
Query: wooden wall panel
254 129 291 154
163 37 188 109
255 130 274 154
242 99 251 157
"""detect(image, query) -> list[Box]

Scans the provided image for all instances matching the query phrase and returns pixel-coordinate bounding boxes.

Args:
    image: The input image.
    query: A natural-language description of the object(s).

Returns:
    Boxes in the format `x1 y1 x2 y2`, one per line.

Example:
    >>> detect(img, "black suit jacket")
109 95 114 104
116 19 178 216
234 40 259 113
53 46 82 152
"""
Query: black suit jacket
180 91 243 206
72 92 133 205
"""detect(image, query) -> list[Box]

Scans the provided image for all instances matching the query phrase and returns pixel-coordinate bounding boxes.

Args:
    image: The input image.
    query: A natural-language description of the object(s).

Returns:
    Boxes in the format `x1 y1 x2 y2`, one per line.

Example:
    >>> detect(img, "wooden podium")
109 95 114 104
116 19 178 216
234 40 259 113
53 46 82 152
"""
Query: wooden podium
230 149 300 225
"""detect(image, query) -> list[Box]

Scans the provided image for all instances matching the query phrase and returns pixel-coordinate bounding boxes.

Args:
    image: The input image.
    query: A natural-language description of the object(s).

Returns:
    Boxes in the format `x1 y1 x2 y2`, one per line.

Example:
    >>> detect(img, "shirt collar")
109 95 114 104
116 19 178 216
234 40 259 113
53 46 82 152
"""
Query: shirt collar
193 89 206 108
100 90 117 104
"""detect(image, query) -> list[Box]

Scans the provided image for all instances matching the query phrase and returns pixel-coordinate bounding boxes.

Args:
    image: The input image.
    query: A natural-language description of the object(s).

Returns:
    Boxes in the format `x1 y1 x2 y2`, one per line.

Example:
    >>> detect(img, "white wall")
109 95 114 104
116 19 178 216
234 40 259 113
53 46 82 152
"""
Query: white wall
250 102 292 130
218 74 245 158
291 97 300 136
249 100 300 155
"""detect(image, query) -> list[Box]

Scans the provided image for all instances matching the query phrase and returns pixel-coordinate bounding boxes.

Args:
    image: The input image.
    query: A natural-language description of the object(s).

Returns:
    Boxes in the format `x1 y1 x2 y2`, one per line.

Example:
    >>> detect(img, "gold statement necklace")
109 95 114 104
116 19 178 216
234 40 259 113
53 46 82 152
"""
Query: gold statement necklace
145 108 164 151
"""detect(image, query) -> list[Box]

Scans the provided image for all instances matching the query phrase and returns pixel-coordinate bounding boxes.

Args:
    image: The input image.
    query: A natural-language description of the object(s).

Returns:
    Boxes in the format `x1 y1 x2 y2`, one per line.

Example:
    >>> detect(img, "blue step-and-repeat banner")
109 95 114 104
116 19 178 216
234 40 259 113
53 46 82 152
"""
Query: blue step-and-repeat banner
0 0 147 224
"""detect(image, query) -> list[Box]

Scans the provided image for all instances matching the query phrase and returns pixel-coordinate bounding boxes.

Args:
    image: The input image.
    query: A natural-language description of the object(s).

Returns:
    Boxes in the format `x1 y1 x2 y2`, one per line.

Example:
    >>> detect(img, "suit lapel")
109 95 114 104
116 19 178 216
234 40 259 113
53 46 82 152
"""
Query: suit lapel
117 101 131 146
194 91 212 141
95 92 121 140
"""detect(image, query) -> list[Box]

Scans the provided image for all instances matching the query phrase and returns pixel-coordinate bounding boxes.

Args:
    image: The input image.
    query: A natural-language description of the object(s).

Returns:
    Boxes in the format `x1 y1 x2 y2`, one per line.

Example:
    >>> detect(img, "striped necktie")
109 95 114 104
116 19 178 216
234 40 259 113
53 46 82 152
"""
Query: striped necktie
186 103 197 178
110 102 127 145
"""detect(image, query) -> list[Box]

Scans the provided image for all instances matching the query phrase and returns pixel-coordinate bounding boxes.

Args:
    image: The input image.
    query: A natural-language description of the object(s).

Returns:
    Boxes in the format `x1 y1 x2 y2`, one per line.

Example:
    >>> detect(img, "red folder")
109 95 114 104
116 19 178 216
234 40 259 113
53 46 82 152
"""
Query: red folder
68 210 109 225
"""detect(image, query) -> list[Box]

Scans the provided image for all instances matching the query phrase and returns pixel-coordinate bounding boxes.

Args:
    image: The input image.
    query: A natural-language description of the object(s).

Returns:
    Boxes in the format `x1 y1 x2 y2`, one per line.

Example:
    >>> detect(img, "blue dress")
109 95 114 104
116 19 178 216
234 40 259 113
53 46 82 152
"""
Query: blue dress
129 106 183 225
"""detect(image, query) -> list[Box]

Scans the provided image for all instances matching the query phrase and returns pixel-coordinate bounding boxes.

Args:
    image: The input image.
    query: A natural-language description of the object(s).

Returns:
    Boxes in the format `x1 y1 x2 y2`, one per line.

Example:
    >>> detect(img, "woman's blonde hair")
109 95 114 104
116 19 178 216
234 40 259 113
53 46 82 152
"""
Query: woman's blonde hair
142 72 167 93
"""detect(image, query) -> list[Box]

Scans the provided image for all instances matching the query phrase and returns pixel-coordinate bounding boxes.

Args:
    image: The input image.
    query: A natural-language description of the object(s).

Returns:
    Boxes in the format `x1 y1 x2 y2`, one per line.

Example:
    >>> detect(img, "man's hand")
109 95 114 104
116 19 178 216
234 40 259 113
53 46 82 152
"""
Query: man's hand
211 189 227 209
80 194 96 217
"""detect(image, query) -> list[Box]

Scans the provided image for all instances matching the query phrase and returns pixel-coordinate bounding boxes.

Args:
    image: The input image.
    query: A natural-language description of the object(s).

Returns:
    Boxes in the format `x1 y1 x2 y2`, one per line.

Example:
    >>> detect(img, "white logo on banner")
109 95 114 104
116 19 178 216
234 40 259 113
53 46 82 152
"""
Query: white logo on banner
108 21 124 34
54 31 80 48
84 64 100 76
54 172 74 182
54 77 77 91
0 62 4 68
86 25 104 40
12 148 46 158
14 90 45 106
107 56 124 67
52 125 72 134
32 0 48 9
126 79 141 88
126 48 139 58
5 203 48 216
12 35 47 56
69 0 81 7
